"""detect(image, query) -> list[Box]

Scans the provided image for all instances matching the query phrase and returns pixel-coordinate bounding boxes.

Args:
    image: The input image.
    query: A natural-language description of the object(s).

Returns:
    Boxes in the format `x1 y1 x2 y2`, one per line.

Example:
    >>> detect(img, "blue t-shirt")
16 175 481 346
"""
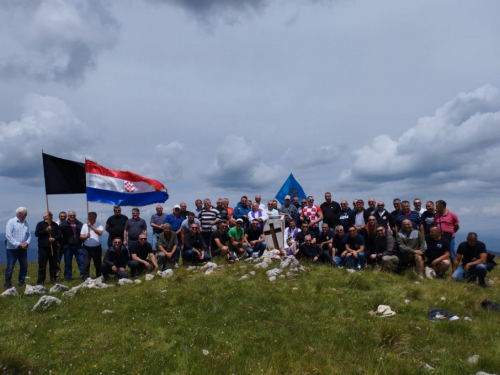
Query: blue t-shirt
165 214 184 232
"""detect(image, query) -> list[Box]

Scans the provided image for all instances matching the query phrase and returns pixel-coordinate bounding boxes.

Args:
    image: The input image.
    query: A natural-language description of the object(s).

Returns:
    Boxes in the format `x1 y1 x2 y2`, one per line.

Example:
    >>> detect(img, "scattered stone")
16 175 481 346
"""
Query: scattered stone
468 355 479 364
158 269 174 278
102 310 113 314
1 287 19 297
347 269 356 274
240 265 247 269
81 277 114 289
292 287 299 290
160 290 167 293
464 316 473 321
187 266 198 271
32 296 62 312
488 279 494 285
49 284 69 293
279 275 285 278
475 372 497 375
269 276 276 282
204 268 214 275
118 278 134 286
424 363 435 371
202 349 209 355
24 285 46 296
249 271 256 276
239 275 249 280
440 296 446 301
201 262 218 271
404 299 410 304
414 281 421 284
145 274 155 281
266 268 282 277
25 276 31 279
254 261 270 269
134 279 142 284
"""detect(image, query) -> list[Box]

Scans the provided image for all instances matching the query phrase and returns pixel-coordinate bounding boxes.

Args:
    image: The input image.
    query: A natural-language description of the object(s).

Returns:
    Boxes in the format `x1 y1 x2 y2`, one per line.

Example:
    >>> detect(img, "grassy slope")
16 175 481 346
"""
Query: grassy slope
0 260 499 375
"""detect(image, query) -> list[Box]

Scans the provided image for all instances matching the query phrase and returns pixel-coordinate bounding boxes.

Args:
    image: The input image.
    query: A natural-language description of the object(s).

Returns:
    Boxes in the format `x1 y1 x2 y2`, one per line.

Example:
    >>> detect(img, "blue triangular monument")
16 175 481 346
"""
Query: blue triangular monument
275 173 307 205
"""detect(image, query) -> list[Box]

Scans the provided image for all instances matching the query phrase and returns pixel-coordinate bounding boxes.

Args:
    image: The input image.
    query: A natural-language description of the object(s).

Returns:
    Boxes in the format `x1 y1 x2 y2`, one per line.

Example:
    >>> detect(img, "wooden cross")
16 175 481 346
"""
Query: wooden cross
264 223 282 249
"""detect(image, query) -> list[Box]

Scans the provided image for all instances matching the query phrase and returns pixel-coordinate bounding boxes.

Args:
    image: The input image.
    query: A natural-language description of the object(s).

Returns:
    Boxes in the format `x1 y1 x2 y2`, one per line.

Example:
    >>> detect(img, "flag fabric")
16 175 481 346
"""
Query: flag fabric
85 160 168 206
42 153 86 195
275 173 307 205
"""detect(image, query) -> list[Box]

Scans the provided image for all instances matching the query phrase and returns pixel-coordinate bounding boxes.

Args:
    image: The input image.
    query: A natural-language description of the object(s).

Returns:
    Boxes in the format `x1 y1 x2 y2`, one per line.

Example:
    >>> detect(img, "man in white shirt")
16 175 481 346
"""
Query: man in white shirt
80 212 104 279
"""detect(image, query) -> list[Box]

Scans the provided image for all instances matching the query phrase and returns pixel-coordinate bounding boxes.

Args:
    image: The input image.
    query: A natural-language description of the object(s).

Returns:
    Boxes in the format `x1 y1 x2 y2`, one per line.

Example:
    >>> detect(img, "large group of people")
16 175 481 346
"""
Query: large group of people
3 193 490 288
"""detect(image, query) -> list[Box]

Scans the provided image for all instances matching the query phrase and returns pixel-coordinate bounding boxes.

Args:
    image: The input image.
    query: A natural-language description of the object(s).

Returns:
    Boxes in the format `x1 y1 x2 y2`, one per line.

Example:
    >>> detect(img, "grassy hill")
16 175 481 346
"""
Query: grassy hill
0 258 499 375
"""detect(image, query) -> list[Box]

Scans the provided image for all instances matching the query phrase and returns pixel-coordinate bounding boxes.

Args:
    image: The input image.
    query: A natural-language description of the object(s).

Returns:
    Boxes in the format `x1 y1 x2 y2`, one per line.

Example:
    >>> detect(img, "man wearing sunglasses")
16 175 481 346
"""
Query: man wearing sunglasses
128 235 158 277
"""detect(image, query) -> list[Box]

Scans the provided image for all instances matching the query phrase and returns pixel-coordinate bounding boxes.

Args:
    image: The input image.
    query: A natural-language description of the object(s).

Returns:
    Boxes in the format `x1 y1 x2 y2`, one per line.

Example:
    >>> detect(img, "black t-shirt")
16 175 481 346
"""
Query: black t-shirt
295 230 316 246
318 229 335 248
211 230 229 250
345 234 365 251
457 240 487 265
106 215 129 239
245 227 263 242
421 211 435 235
320 201 341 227
425 235 450 264
129 241 153 261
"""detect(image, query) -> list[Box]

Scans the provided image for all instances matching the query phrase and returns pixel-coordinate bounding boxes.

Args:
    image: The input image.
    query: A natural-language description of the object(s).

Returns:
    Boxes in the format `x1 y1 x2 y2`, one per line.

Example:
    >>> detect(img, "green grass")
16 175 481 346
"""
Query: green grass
0 259 499 374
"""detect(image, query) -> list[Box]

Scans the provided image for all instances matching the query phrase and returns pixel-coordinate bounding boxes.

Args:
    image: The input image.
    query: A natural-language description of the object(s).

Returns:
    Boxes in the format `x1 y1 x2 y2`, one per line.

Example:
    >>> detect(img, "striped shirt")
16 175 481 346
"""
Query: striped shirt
6 217 31 249
199 208 220 232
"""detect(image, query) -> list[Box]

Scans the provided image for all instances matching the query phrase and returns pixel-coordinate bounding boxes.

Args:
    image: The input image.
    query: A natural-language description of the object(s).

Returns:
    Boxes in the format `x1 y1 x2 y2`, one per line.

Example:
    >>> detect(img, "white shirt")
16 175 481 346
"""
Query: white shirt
81 221 103 247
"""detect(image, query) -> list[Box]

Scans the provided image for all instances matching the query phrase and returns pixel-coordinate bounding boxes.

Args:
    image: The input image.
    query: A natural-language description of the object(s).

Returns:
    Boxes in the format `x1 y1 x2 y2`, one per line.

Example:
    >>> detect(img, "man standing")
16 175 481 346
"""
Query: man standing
264 201 279 217
366 198 377 216
395 201 424 234
5 207 31 287
156 224 178 270
105 206 128 248
349 199 367 235
216 199 229 223
245 219 267 258
80 212 104 279
248 202 269 228
150 205 166 252
223 198 233 219
164 204 184 260
338 200 353 232
421 201 436 235
128 234 158 277
373 201 394 231
434 200 460 261
59 211 85 281
179 202 192 220
413 198 425 215
451 232 487 287
395 219 425 278
123 208 147 248
255 195 265 211
180 212 201 249
56 211 67 225
320 192 341 230
183 224 211 263
101 237 130 280
391 198 402 217
35 212 61 285
199 199 220 249
194 199 203 218
300 196 323 237
283 219 301 255
280 195 298 228
233 196 251 228
424 227 451 279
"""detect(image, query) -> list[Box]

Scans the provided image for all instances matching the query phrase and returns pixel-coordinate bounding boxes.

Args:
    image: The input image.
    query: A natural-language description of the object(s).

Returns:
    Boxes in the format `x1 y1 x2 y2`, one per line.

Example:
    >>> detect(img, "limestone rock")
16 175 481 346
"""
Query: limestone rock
32 295 62 311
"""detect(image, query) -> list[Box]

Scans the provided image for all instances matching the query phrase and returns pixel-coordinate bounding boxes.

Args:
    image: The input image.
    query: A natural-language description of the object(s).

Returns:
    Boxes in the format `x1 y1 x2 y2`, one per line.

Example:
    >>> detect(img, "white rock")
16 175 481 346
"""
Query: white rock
32 296 62 311
414 281 421 284
269 276 276 282
347 269 356 274
254 261 270 269
464 316 473 321
24 285 46 296
160 290 167 293
49 284 69 293
25 276 31 279
145 274 155 281
488 279 494 285
118 278 134 285
201 262 218 271
440 296 446 301
239 275 249 280
299 265 306 272
266 268 282 277
187 266 198 271
404 299 410 304
204 268 214 275
202 349 209 355
240 266 247 269
424 363 435 371
475 372 497 375
102 310 113 314
80 277 114 289
158 269 174 278
1 287 19 297
468 355 479 364
134 279 142 284
279 275 285 278
249 271 256 276
292 287 299 290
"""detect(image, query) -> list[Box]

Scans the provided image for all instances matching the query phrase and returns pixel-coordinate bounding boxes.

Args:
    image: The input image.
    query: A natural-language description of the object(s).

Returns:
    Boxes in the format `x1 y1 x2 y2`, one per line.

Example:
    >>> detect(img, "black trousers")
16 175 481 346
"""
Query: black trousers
101 263 129 279
37 246 58 284
83 245 102 279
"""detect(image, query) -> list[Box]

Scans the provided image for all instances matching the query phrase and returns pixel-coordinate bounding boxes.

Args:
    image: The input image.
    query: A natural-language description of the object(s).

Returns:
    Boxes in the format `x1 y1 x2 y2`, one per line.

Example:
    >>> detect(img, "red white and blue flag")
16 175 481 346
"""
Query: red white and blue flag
85 160 168 206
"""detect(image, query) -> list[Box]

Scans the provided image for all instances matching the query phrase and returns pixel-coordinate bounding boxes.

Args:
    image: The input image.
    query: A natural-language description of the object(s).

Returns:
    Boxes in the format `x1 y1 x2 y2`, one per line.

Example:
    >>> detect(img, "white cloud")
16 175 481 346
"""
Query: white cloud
340 85 500 189
0 0 119 85
0 93 94 183
482 202 500 216
205 135 285 190
296 145 339 169
138 141 185 181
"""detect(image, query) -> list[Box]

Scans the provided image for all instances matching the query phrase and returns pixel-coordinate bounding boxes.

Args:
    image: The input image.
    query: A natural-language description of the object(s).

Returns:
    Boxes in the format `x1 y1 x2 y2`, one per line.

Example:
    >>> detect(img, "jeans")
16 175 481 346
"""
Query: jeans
346 252 366 269
246 242 267 257
64 247 84 280
449 237 456 262
151 232 160 252
334 255 342 266
37 246 58 284
452 264 487 285
4 248 28 286
182 249 211 263
83 245 102 279
128 259 154 277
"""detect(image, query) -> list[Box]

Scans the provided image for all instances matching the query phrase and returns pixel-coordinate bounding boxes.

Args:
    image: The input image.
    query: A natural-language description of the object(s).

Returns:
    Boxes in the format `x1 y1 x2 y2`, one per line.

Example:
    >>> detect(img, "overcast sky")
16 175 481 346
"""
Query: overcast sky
1 0 499 238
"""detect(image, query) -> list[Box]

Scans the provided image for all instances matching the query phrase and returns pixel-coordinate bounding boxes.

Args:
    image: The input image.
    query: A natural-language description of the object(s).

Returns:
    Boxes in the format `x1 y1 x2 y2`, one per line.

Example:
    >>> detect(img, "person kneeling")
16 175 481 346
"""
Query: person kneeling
297 235 335 266
424 227 451 279
451 232 487 287
102 237 130 280
128 235 159 277
182 224 211 264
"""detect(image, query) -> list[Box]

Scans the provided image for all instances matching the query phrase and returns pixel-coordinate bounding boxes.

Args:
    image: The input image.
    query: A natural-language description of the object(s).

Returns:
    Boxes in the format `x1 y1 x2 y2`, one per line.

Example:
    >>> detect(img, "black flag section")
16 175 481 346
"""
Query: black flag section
42 153 86 194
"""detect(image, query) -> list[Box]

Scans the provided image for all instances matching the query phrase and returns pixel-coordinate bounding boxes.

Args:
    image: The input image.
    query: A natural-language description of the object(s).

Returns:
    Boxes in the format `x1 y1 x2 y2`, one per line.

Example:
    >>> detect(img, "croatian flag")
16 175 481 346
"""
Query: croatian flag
85 160 169 206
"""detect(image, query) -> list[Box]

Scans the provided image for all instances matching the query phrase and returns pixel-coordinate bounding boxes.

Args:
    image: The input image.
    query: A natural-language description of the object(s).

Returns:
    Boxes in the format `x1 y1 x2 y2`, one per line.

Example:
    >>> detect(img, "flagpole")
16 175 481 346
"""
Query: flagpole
42 149 54 257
